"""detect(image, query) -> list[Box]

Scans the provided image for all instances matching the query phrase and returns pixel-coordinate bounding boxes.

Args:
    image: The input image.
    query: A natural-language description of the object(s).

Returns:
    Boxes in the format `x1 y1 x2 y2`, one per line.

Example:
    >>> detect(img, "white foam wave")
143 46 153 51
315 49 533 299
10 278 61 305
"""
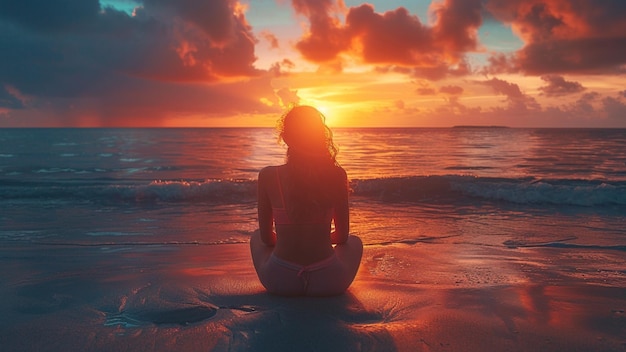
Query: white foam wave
1 176 624 207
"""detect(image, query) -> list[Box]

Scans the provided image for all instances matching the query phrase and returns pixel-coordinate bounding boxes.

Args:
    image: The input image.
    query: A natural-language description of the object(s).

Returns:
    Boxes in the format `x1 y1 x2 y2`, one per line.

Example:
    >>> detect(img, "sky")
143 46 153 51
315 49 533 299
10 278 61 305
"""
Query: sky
0 0 625 127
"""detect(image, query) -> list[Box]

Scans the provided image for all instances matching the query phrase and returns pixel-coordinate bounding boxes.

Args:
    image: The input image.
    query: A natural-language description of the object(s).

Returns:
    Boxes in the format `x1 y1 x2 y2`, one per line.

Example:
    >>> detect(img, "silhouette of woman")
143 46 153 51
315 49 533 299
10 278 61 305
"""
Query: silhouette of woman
250 105 363 296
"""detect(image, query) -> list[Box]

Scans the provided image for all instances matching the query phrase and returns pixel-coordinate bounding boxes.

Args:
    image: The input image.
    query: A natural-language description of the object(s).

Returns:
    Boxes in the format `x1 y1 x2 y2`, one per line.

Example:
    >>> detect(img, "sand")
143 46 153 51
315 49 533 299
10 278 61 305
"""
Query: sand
0 241 624 351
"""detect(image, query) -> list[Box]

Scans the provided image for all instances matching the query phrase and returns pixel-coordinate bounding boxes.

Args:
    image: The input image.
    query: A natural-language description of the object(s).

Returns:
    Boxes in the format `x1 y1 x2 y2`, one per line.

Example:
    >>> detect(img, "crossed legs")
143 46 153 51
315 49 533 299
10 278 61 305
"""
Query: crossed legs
249 231 363 296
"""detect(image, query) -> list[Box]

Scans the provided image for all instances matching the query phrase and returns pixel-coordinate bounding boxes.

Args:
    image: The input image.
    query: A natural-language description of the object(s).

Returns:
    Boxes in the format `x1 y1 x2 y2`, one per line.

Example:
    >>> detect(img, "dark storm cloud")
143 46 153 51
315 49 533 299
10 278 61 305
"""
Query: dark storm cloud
0 0 277 126
0 0 101 32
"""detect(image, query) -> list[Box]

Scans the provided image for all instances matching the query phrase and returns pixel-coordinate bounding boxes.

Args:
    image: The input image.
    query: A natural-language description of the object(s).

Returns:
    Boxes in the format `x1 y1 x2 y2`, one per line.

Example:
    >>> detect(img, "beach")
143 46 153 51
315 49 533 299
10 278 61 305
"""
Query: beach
1 127 625 351
1 239 624 351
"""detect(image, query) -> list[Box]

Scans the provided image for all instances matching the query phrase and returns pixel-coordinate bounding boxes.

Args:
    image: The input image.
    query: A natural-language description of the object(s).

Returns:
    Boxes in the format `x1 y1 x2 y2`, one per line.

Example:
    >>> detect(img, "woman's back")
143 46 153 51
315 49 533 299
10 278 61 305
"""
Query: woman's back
257 165 347 265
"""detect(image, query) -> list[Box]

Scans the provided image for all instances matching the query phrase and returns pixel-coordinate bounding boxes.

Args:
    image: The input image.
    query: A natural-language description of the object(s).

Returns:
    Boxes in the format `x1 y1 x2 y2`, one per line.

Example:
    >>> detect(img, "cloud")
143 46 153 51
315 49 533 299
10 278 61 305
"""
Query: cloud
538 91 626 127
516 37 626 75
260 30 280 49
478 77 540 112
345 5 433 65
480 77 524 98
485 0 626 74
410 60 471 81
276 87 300 107
434 95 479 116
571 92 600 114
439 85 464 95
292 0 348 62
291 0 483 79
0 0 101 32
141 0 242 45
602 96 626 122
430 0 482 58
268 59 297 77
413 81 436 96
0 85 26 109
133 0 261 80
416 87 436 95
0 0 280 126
538 75 585 97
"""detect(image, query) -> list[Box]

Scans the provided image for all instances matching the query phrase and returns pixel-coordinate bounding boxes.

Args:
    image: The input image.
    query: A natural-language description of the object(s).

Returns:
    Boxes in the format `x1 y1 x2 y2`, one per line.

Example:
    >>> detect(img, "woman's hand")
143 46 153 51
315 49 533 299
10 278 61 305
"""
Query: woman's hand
330 230 347 245
263 231 277 246
257 167 276 246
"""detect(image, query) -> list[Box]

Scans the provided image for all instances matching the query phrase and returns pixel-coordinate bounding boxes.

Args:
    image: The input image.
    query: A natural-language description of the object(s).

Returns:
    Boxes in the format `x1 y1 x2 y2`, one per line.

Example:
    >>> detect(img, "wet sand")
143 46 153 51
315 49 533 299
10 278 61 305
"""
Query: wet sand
0 241 624 351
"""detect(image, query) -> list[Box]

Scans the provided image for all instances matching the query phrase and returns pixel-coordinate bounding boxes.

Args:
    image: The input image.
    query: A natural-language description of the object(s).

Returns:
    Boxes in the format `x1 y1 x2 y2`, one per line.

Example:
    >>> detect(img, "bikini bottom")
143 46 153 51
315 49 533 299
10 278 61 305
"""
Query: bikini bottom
257 253 352 296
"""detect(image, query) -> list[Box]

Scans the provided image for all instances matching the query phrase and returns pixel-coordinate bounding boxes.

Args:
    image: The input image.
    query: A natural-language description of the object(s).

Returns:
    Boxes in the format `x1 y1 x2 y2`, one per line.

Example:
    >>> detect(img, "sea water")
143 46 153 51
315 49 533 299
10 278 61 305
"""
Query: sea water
1 127 625 249
1 127 625 350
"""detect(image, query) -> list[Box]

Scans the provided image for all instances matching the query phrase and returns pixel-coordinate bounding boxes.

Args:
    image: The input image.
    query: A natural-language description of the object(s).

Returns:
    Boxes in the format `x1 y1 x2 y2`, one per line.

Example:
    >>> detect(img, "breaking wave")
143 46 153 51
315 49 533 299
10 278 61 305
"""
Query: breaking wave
1 175 625 207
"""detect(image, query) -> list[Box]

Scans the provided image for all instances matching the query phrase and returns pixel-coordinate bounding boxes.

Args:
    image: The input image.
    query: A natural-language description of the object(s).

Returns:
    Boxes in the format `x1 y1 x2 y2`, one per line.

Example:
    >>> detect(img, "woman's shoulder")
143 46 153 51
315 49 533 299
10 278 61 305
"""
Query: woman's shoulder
258 165 284 178
332 165 347 178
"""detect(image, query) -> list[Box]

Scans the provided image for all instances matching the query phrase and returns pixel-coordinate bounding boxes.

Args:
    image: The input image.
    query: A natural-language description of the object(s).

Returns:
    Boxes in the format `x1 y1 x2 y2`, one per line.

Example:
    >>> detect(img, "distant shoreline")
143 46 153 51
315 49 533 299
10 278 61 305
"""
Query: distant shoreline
452 125 510 128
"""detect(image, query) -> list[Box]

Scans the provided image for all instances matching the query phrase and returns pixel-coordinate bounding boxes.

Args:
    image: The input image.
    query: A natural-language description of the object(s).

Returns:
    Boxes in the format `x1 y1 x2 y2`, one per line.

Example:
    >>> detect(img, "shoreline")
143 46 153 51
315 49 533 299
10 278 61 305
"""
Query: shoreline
0 241 625 351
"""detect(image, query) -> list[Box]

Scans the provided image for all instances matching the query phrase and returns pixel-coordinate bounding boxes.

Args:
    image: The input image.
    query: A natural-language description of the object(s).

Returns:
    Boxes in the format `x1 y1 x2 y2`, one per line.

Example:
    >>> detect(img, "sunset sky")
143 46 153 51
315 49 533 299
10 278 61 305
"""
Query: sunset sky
1 0 625 127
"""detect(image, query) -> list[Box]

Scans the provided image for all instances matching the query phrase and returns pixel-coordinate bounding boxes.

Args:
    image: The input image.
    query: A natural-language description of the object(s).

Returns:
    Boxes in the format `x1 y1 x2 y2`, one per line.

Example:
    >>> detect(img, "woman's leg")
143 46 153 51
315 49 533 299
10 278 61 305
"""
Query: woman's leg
249 230 274 276
305 235 363 296
250 231 309 295
333 235 363 284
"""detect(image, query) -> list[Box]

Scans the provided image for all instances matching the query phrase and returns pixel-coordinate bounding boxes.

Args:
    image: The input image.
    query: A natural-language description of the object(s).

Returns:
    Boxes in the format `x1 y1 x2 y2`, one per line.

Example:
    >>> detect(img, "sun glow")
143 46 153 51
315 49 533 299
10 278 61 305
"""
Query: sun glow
293 95 331 124
299 99 342 127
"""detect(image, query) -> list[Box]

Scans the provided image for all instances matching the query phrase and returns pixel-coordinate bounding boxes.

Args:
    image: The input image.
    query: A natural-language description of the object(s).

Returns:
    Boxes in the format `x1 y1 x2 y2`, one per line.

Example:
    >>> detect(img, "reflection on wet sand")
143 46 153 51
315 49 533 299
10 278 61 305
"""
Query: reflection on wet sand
1 237 625 351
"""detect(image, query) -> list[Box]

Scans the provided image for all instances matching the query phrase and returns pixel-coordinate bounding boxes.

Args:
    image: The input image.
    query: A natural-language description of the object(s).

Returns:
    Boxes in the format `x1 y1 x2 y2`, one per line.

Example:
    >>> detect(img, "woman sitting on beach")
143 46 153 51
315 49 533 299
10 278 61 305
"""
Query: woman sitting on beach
250 105 363 296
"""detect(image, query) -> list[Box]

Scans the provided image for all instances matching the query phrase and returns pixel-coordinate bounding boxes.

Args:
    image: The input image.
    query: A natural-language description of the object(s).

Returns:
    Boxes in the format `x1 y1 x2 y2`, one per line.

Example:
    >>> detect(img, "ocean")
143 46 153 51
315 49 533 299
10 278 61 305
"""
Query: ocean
1 127 625 248
2 127 626 351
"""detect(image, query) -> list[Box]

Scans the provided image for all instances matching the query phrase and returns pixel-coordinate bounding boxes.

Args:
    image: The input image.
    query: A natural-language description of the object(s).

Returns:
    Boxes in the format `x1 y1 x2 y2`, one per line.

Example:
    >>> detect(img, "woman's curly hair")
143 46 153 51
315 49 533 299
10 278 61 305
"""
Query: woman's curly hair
277 105 338 163
276 105 345 221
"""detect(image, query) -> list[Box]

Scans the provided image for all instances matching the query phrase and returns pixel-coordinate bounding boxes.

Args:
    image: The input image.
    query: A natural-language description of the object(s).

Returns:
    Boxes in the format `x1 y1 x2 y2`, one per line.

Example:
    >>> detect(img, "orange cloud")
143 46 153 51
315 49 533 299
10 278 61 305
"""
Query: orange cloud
346 5 433 65
292 0 348 62
291 0 482 79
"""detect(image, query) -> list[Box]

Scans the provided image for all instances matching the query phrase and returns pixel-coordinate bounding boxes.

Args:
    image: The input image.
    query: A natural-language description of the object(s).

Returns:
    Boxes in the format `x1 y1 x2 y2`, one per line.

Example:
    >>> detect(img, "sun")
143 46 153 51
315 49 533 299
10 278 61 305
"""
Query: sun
296 99 338 126
316 105 332 121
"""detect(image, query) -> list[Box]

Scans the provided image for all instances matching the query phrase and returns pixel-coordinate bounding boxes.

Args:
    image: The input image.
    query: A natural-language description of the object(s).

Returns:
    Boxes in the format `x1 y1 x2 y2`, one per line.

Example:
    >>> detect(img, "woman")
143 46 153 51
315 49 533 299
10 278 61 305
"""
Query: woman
250 105 363 296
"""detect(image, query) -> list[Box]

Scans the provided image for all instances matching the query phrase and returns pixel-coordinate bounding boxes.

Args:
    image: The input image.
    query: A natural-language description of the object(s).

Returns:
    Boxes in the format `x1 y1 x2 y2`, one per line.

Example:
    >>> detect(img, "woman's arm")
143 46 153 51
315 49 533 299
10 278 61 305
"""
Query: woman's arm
257 168 276 246
331 167 350 244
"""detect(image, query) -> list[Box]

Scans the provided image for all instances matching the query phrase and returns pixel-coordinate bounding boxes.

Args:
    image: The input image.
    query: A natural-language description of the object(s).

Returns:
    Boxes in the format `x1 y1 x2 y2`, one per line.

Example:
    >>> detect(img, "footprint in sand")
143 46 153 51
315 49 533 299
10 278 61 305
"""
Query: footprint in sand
104 305 256 327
